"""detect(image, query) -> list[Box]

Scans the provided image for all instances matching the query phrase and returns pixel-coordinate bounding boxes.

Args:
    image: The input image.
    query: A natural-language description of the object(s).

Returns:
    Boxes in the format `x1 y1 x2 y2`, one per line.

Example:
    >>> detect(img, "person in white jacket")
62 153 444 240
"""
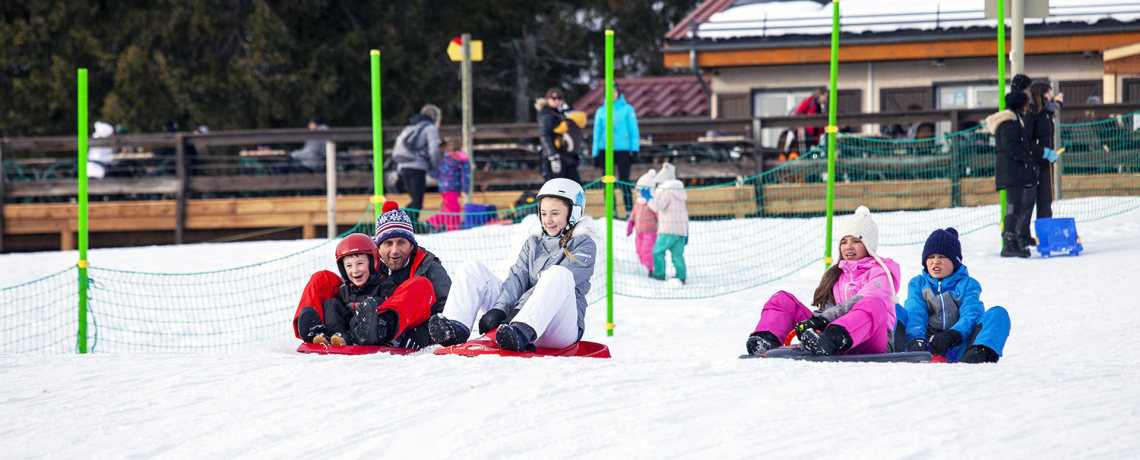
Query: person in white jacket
648 162 688 283
87 121 115 180
428 178 597 352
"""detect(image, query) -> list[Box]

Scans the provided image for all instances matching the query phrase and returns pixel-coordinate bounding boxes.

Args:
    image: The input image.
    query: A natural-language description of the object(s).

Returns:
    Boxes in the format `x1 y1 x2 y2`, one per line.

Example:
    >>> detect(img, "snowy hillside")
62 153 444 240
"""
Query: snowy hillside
2 205 1139 458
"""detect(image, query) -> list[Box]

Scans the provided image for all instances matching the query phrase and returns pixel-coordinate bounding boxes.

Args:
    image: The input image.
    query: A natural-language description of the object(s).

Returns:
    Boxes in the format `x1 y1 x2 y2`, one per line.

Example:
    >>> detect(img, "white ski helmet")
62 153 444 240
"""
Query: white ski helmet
536 178 586 224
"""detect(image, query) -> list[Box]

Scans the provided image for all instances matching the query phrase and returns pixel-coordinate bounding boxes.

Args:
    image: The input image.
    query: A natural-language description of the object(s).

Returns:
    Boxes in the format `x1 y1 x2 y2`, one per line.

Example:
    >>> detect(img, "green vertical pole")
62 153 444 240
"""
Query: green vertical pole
604 30 615 337
370 50 384 221
77 68 89 354
823 0 840 268
997 0 1007 228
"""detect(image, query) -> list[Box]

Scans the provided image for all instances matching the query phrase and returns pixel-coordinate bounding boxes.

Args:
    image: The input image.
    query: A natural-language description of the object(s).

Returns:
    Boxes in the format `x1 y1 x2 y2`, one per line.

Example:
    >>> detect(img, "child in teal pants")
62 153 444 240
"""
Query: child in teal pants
647 163 689 283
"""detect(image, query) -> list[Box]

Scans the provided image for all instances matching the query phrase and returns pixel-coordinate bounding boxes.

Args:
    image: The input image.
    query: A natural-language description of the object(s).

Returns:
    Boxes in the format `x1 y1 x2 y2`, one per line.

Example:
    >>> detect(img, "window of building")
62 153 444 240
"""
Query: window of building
936 84 1000 109
750 88 862 148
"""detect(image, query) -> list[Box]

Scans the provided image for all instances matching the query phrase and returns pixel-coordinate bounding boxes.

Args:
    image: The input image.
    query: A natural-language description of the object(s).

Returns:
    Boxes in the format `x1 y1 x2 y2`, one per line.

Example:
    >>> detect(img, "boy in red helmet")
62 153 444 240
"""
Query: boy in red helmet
293 201 450 349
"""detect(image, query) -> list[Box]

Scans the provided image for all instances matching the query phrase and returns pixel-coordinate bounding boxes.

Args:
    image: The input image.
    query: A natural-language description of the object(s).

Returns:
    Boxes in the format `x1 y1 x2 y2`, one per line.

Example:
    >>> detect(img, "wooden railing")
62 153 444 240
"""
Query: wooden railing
3 102 1140 252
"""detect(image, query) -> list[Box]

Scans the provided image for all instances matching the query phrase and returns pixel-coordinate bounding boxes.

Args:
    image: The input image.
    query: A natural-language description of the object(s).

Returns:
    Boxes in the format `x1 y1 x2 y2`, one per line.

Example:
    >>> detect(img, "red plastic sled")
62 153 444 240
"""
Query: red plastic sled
296 342 419 356
433 330 611 358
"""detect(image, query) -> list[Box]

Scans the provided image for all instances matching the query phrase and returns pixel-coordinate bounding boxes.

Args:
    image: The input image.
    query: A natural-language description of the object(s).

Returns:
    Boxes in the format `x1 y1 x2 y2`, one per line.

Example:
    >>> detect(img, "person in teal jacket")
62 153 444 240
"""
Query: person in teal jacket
592 82 640 214
896 228 1011 363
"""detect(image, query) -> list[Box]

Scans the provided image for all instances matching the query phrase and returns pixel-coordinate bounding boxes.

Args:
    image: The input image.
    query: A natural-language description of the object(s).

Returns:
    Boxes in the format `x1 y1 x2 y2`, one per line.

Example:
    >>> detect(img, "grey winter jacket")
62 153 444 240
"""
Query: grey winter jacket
290 124 329 170
492 216 597 333
393 114 440 172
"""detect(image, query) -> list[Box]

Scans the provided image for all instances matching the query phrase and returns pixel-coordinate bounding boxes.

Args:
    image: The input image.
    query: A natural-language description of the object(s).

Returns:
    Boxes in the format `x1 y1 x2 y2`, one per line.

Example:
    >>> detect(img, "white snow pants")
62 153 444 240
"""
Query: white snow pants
441 260 580 349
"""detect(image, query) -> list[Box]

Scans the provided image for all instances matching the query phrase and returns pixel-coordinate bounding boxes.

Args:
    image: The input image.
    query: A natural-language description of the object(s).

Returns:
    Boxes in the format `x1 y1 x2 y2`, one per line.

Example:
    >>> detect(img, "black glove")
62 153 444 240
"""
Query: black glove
351 298 392 345
928 330 963 357
906 338 929 352
478 309 507 335
794 316 830 337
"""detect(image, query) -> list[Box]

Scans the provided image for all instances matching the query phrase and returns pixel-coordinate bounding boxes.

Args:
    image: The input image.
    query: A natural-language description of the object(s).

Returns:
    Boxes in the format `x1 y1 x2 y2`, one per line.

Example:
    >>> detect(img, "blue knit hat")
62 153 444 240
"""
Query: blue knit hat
373 201 417 246
922 227 962 272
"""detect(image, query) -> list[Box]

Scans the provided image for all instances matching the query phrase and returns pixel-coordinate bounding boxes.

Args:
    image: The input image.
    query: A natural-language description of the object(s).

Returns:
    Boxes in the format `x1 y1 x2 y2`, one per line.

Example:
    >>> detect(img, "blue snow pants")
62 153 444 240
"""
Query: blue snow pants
894 304 1010 362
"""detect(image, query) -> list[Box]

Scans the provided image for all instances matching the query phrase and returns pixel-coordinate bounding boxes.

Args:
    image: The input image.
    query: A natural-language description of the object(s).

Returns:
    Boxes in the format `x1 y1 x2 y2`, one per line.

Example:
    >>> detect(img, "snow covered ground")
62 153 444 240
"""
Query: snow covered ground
2 205 1139 458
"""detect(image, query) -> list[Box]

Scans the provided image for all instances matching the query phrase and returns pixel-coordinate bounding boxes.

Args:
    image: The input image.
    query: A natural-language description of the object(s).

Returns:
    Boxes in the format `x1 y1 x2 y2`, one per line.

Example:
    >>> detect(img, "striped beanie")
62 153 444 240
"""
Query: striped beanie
374 201 417 246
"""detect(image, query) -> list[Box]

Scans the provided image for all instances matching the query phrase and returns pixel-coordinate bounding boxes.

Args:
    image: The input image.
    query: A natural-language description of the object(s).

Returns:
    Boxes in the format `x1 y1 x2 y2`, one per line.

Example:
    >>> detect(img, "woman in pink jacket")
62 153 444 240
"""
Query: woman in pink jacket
745 206 901 356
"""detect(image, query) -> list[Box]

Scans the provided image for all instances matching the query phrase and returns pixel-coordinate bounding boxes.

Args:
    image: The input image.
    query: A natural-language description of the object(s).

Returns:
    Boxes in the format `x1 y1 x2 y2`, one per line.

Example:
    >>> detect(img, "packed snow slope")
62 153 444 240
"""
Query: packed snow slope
2 206 1139 459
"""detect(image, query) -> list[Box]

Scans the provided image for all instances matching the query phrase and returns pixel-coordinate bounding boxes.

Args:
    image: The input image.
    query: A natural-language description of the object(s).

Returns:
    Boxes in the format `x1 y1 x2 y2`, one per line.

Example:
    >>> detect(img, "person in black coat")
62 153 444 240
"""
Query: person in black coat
537 87 581 184
984 91 1036 258
1017 82 1063 249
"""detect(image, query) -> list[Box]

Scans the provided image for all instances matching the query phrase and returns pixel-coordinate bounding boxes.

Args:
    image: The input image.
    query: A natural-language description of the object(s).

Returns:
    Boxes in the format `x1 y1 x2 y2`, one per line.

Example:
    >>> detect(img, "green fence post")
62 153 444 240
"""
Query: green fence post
77 68 89 354
604 30 615 337
823 0 840 267
997 0 1007 230
371 50 384 221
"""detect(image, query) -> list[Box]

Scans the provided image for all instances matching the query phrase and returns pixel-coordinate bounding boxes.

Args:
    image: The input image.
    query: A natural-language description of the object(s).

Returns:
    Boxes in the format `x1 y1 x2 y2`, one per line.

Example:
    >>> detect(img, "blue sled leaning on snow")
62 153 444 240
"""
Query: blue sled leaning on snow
1034 217 1082 257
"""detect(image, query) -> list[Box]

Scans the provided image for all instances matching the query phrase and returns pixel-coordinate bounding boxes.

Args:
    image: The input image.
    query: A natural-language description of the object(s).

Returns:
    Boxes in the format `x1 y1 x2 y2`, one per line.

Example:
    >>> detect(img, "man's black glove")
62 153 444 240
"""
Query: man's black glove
478 309 507 335
906 338 929 352
794 316 830 337
928 330 963 357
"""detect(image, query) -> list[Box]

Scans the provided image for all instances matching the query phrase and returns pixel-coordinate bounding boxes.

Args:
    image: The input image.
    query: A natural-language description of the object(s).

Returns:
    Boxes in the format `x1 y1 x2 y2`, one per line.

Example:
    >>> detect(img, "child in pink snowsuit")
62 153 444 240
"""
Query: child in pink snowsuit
626 170 658 275
427 140 471 232
745 206 901 356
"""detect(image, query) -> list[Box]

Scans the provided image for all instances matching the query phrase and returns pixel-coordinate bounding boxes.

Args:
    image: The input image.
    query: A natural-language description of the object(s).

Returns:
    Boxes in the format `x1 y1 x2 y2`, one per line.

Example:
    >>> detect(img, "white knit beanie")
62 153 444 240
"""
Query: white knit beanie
836 205 879 254
655 162 676 183
836 205 898 303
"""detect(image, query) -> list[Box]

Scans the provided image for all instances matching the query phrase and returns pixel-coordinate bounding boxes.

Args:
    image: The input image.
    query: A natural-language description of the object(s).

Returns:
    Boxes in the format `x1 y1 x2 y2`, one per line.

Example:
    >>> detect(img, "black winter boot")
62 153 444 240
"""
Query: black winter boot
427 314 470 347
295 306 326 343
1000 231 1031 258
745 331 780 356
958 345 1000 363
1018 236 1036 251
495 323 537 352
800 326 852 356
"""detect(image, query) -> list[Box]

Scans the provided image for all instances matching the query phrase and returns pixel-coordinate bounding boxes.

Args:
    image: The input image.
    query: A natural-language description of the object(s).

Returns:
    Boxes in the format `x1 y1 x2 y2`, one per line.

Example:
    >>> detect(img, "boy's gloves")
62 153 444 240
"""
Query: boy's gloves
639 188 652 201
929 330 962 356
351 302 393 346
478 309 507 335
1043 147 1059 163
626 219 634 237
906 338 929 352
794 316 830 337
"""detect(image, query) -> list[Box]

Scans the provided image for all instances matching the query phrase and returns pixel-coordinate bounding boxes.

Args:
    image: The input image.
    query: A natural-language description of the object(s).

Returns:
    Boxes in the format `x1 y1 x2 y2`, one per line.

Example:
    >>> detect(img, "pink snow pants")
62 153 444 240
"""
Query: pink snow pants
635 232 657 274
751 290 895 354
427 191 462 232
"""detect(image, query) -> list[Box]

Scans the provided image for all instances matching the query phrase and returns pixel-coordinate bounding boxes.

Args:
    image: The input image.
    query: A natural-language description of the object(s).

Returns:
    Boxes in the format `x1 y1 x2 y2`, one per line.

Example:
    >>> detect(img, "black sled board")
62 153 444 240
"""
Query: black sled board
739 346 934 363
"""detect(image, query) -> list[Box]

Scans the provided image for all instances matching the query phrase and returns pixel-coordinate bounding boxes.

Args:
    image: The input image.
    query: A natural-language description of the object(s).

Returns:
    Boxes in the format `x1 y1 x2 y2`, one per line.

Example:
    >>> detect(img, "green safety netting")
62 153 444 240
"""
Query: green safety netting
3 111 1139 352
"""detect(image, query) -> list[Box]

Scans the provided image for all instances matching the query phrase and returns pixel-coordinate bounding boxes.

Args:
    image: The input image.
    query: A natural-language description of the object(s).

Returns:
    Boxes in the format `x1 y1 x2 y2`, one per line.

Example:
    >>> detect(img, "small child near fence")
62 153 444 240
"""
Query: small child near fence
427 138 471 233
627 169 659 276
648 162 688 283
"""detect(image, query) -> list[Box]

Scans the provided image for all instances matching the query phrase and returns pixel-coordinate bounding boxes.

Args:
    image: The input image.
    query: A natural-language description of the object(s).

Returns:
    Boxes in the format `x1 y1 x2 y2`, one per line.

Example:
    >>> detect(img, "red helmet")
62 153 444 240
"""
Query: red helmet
335 233 381 281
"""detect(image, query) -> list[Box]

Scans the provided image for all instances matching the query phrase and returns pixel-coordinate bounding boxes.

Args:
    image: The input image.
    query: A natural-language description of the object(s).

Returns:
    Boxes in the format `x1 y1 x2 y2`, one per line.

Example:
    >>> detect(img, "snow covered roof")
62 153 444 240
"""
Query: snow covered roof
669 0 1140 41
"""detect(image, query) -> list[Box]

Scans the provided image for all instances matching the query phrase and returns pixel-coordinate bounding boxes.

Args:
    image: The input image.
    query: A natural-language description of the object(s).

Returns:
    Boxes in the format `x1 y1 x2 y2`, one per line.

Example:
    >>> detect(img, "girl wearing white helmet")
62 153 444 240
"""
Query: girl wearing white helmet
428 178 597 352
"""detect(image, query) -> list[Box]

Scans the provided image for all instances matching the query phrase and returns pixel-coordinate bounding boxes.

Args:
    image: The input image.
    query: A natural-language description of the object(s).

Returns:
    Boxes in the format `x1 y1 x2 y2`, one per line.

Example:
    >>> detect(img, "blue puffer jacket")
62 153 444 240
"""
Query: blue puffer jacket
591 95 640 157
901 264 985 343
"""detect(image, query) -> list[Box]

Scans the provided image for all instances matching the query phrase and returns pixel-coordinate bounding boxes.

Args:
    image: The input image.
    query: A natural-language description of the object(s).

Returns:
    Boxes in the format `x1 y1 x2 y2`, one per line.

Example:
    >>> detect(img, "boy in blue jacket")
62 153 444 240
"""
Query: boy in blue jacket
896 228 1011 363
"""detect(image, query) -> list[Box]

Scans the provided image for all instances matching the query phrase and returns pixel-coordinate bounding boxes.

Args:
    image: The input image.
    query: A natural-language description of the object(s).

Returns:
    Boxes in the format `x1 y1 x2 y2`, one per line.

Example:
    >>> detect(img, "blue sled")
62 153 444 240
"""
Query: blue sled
1034 217 1083 257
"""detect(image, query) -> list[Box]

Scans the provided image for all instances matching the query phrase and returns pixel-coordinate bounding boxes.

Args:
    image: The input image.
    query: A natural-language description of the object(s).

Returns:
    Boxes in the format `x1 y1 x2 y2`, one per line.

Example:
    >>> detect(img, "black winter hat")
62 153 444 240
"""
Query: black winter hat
922 227 962 272
1012 74 1032 92
1005 91 1029 113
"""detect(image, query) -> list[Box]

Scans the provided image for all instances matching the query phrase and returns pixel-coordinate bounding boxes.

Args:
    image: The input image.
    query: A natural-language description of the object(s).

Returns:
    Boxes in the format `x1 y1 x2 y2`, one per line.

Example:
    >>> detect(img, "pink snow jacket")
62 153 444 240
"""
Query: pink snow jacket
628 200 657 234
814 256 902 322
648 179 688 236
